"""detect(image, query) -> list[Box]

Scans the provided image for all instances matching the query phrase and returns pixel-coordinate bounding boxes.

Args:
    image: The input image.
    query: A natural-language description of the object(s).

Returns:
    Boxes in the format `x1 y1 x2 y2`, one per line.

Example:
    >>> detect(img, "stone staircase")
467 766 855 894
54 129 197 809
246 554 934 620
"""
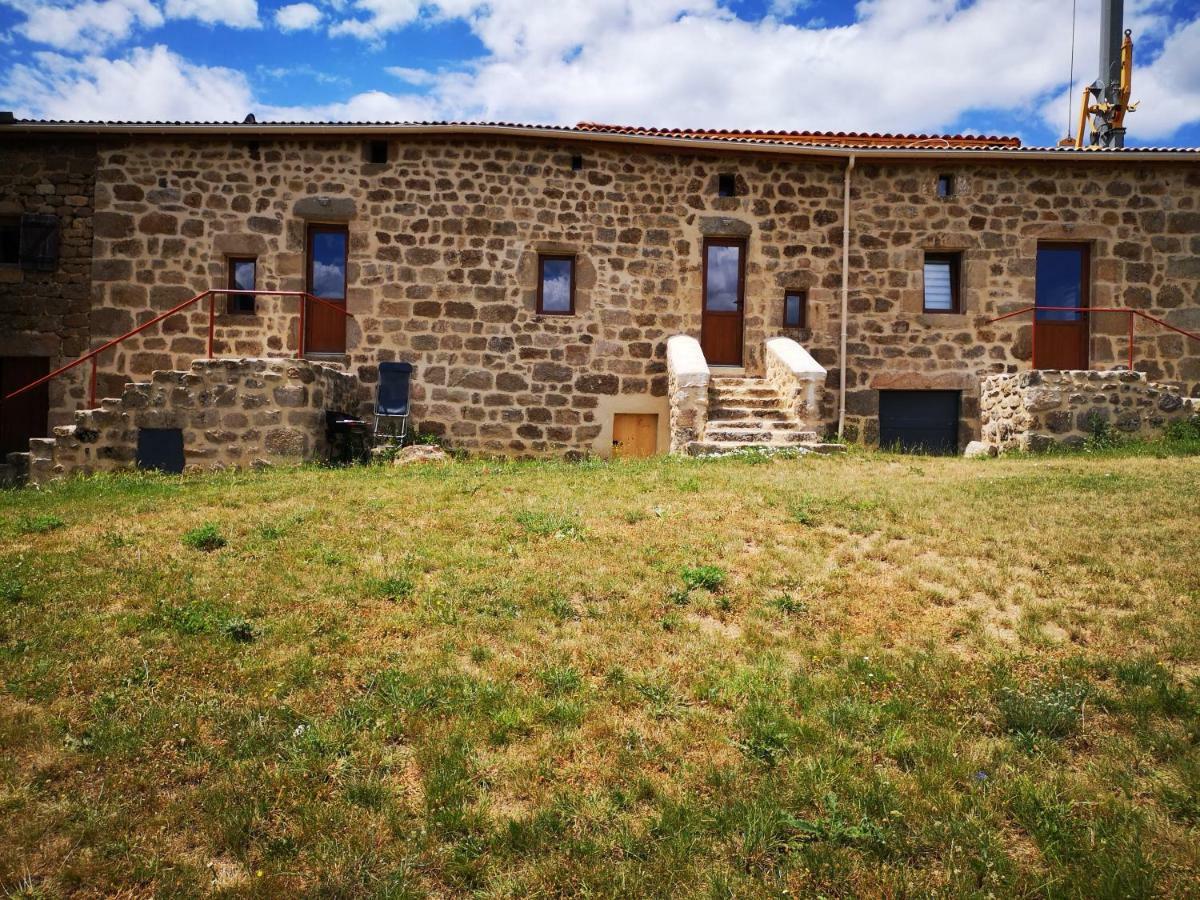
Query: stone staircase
687 374 843 455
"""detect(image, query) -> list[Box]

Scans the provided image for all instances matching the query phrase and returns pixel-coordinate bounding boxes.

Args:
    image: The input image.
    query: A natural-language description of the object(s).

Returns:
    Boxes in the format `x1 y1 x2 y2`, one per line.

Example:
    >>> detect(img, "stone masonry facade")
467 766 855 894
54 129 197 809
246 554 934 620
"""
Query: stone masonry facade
0 136 96 428
980 370 1198 452
27 358 356 485
2 128 1199 459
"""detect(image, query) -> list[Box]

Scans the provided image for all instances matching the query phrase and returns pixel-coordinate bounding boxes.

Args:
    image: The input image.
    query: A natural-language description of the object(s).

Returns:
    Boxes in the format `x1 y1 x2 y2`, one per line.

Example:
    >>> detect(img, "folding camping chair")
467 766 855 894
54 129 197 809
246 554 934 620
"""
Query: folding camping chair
373 361 413 446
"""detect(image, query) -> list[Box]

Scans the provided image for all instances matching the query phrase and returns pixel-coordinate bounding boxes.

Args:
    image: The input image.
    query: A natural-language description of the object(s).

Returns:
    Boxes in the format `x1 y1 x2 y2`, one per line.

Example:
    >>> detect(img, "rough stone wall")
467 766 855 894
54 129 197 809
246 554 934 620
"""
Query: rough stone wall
43 133 1200 456
28 358 356 484
844 160 1200 445
83 136 846 456
0 136 96 426
979 370 1198 451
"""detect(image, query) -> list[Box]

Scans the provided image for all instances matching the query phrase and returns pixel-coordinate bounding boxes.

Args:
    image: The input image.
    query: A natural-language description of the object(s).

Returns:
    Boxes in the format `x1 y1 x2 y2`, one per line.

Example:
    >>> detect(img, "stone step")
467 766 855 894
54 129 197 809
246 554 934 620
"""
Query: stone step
708 405 789 421
707 394 780 409
704 427 820 444
708 418 805 431
710 386 779 400
686 440 846 456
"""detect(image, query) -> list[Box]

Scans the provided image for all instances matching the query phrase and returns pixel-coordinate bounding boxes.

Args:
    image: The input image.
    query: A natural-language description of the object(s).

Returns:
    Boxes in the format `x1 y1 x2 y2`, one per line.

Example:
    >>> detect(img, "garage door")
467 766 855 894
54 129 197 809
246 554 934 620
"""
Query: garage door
878 390 960 455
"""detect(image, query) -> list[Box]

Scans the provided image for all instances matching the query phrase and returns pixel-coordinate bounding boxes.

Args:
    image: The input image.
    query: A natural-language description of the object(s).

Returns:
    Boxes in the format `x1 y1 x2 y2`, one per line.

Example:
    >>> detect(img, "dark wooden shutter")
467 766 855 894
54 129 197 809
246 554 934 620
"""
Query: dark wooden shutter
19 214 60 272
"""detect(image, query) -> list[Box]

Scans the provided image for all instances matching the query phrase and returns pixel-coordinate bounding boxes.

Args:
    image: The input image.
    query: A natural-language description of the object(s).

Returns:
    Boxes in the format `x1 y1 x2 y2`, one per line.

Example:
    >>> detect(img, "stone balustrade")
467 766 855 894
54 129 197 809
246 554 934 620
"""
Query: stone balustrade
763 337 827 432
666 335 710 454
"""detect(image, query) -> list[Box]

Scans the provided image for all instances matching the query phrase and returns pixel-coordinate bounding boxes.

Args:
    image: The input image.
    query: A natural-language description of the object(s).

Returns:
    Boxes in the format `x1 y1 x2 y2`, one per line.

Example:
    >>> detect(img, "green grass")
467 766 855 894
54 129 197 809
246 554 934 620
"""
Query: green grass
1 449 1199 895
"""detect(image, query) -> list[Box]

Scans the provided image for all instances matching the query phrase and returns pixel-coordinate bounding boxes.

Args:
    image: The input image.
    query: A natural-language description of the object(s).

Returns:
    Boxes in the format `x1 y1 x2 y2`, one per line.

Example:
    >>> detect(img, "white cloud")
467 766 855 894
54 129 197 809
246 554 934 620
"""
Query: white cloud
163 0 260 28
2 0 1197 144
328 0 421 41
264 88 439 121
275 2 322 32
385 66 437 86
2 44 254 120
6 0 163 51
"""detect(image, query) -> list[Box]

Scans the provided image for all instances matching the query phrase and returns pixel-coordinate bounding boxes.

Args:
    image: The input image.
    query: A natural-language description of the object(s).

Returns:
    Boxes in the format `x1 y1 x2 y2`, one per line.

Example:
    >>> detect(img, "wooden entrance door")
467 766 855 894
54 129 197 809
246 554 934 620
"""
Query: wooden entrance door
305 224 348 354
1034 243 1090 370
701 238 745 365
0 356 49 455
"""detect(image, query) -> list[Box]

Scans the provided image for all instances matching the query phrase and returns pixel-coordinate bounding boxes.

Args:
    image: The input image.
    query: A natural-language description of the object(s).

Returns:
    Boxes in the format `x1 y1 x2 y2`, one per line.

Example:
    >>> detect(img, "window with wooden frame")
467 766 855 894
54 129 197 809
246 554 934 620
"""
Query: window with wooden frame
537 254 576 315
227 257 257 315
783 290 807 328
717 173 737 197
936 174 955 198
923 251 961 313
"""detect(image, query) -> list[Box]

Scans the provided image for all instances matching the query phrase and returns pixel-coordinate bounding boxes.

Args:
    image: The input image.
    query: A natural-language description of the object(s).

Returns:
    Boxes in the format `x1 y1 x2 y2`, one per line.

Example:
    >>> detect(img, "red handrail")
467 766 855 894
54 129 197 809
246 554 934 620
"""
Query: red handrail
986 305 1200 371
2 289 353 409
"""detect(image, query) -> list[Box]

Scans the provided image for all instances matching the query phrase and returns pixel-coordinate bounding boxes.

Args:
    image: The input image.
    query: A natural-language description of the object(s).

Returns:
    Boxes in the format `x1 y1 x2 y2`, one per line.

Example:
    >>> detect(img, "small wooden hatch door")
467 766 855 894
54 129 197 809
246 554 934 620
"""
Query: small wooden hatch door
612 413 658 458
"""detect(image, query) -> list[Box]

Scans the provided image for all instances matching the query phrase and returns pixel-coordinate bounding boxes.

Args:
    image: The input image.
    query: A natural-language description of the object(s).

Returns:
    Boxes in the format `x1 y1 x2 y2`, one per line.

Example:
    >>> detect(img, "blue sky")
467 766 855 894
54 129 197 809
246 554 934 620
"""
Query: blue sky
2 0 1199 147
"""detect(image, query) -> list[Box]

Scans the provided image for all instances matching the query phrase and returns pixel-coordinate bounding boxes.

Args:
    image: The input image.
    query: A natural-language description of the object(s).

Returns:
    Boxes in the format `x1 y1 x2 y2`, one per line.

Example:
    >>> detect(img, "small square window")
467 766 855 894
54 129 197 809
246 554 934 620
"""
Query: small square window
0 217 19 265
923 252 961 313
227 257 257 315
571 153 583 171
537 255 575 315
717 173 737 197
937 174 955 198
783 290 807 328
366 139 389 164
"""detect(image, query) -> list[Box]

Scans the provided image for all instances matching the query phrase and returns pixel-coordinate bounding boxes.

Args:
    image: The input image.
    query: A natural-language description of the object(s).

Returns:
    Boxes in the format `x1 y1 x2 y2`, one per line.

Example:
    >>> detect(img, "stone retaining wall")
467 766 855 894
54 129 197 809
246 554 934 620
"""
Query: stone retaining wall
979 370 1198 451
28 358 356 484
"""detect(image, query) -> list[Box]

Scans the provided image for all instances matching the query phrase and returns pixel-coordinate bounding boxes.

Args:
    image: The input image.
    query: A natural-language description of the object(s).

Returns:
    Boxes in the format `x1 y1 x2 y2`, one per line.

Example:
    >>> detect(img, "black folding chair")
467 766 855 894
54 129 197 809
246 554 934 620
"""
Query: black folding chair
373 361 413 446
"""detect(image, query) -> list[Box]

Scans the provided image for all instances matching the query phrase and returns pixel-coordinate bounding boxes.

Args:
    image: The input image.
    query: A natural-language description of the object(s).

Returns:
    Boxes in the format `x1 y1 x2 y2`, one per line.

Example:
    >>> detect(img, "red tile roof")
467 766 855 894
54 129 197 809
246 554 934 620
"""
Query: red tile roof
574 122 1022 149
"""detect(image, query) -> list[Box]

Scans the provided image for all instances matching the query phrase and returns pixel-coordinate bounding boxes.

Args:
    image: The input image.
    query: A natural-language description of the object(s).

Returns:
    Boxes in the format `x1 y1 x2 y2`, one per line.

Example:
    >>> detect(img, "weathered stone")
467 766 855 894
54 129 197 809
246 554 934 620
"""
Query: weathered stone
391 444 449 465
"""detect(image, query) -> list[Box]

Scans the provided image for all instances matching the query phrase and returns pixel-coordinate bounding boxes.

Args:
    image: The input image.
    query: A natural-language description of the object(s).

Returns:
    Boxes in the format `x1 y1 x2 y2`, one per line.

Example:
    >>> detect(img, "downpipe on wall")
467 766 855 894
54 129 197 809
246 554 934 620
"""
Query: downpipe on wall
837 154 855 440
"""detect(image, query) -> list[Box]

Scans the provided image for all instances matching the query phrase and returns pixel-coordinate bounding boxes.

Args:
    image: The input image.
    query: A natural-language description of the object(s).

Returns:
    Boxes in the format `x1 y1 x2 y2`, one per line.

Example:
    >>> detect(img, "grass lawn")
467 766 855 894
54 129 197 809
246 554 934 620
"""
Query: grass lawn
2 448 1200 897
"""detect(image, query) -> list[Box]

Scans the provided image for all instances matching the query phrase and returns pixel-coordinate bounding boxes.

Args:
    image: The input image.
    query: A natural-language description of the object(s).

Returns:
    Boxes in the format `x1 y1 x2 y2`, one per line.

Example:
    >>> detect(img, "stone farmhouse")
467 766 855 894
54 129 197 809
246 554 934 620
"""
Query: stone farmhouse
0 118 1198 480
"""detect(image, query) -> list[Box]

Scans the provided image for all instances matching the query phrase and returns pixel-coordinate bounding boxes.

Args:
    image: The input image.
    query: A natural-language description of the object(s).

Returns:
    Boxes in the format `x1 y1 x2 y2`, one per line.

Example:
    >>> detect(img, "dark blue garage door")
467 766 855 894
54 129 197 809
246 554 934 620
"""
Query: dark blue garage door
879 390 960 455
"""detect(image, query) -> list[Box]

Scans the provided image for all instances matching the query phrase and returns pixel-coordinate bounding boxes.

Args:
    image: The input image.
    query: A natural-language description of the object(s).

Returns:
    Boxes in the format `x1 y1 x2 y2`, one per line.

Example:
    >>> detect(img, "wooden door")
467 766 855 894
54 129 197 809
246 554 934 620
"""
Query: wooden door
701 238 745 365
1034 243 1090 370
0 356 49 455
305 224 348 354
612 413 658 458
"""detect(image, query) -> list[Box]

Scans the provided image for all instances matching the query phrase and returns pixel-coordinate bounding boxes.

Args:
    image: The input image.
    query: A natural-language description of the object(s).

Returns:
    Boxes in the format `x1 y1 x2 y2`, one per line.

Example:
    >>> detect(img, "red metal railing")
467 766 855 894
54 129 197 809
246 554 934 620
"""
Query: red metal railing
1 289 352 409
987 305 1200 371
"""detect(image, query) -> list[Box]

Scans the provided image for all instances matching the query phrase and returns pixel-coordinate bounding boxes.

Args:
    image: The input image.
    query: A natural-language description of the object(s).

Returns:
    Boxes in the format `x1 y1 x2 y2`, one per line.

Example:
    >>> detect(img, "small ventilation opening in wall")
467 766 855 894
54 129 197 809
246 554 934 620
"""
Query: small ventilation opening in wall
137 428 185 473
571 153 583 171
717 173 737 197
367 139 389 164
937 174 955 198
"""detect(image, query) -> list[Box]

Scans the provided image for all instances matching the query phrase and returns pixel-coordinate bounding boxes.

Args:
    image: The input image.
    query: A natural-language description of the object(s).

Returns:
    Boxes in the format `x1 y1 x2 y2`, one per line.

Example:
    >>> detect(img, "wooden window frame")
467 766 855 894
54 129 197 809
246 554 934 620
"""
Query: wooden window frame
783 290 807 329
226 257 257 315
536 254 576 316
922 251 962 314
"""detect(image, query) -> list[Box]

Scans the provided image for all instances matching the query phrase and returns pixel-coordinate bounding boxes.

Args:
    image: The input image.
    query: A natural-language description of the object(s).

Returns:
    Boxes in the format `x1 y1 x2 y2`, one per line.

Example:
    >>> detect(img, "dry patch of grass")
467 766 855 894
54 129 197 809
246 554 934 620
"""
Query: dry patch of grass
1 450 1199 896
